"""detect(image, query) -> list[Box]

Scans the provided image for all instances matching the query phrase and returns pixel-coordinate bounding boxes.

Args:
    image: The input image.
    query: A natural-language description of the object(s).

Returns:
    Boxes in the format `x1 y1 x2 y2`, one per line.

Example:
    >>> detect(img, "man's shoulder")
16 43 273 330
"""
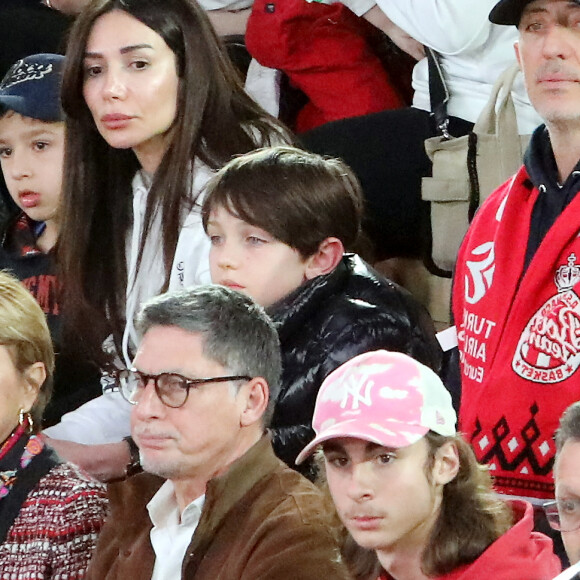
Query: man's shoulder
187 455 349 579
245 457 335 526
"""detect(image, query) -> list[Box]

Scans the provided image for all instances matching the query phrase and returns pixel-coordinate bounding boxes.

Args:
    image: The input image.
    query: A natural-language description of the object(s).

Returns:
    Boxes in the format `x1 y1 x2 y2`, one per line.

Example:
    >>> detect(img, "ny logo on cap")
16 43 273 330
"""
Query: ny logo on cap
340 373 374 411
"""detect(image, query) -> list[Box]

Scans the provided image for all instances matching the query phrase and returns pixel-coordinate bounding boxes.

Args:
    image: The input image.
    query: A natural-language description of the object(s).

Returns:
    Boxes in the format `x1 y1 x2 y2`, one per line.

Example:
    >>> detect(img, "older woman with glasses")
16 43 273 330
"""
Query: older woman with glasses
0 272 107 578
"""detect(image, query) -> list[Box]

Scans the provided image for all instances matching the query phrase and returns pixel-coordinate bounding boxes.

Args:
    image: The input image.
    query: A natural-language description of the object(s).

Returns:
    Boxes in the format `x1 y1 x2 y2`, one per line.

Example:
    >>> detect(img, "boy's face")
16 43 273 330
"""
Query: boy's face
206 205 312 308
0 112 64 225
322 438 441 564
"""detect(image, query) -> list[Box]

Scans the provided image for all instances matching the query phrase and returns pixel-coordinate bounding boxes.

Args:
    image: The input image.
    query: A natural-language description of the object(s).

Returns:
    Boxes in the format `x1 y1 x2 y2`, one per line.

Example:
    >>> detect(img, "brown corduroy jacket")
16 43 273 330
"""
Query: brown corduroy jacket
86 435 352 579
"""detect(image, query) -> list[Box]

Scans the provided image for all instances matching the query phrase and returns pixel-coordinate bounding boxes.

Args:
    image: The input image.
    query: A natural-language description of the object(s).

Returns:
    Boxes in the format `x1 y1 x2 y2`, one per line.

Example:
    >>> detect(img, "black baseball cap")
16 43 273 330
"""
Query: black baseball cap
490 0 580 25
0 54 65 123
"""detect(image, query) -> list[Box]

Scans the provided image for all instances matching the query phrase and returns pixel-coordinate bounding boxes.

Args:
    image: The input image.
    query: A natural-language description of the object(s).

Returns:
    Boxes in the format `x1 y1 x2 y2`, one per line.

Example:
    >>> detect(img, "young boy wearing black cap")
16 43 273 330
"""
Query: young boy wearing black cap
0 54 101 426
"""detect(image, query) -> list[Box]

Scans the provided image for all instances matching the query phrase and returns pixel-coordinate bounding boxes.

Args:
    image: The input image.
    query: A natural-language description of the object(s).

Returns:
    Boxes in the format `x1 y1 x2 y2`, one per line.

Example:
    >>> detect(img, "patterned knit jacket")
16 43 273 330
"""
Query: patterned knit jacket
0 461 108 579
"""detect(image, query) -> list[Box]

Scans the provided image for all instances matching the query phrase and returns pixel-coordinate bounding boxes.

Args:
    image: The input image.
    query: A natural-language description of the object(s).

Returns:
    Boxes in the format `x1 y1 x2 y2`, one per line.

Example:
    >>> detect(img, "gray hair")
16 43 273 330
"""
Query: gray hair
136 285 282 426
556 401 580 452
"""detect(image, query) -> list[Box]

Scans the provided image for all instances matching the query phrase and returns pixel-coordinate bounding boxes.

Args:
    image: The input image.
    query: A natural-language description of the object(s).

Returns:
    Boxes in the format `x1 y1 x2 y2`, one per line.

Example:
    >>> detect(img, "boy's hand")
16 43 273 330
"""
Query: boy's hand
362 5 425 61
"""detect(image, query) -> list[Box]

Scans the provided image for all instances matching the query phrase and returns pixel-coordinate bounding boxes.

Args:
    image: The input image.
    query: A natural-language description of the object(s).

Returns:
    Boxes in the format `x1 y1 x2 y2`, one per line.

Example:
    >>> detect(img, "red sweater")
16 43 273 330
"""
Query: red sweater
453 165 580 499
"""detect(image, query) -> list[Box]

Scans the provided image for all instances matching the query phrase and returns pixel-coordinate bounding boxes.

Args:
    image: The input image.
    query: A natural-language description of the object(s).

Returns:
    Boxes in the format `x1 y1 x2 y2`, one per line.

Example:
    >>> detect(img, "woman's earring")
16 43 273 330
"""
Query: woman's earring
18 409 33 433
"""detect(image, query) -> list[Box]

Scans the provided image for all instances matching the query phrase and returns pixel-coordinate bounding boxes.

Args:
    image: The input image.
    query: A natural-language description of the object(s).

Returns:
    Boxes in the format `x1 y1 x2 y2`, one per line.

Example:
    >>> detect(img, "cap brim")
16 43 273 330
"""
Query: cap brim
0 95 26 116
0 94 63 122
295 422 429 465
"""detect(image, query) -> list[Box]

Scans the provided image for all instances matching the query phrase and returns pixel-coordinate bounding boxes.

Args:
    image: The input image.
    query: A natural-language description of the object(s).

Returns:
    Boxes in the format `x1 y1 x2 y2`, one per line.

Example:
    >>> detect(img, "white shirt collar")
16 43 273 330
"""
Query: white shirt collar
148 480 205 580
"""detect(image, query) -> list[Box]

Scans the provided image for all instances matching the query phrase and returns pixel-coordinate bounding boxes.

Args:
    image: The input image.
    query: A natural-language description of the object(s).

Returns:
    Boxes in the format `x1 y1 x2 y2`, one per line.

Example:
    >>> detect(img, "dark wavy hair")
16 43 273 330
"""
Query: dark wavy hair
59 0 291 363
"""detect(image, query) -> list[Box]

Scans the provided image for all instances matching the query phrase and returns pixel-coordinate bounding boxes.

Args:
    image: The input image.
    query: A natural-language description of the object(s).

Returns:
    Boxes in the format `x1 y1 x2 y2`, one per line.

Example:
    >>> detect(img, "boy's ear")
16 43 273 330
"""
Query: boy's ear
304 237 344 280
432 441 460 486
514 41 521 68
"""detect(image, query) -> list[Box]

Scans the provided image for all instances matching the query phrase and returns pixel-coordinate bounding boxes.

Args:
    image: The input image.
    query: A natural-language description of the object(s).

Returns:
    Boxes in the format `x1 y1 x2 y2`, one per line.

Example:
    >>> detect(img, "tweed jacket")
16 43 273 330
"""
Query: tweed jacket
0 461 107 579
86 435 351 579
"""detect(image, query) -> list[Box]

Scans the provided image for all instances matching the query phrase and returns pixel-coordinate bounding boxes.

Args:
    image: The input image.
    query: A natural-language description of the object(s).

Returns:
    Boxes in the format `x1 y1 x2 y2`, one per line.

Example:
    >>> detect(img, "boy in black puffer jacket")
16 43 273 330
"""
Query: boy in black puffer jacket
201 146 442 479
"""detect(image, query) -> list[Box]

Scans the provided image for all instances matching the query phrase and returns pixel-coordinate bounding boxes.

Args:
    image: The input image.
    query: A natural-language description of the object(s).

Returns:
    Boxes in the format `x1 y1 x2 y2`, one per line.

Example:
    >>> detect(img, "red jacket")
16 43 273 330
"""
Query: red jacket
379 501 560 579
453 164 580 499
246 0 404 132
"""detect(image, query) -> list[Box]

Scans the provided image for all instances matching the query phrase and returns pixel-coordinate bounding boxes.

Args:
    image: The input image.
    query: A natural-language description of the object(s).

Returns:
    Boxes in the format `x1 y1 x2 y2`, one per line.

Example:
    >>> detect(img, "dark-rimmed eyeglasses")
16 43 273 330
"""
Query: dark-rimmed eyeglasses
543 499 580 532
115 368 252 409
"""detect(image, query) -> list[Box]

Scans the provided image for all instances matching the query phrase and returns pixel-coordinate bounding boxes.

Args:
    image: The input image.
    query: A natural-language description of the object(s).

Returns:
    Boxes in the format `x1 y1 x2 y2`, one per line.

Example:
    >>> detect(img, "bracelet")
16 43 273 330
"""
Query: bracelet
123 435 142 477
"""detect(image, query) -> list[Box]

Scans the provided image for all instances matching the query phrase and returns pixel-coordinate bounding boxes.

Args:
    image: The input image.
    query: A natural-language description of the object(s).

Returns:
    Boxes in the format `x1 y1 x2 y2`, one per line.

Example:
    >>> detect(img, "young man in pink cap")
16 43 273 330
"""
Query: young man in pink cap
297 350 561 580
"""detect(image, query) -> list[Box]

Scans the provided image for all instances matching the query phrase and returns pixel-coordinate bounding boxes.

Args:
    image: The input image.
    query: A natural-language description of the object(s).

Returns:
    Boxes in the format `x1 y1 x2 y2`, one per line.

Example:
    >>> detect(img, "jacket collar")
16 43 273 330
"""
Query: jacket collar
524 124 580 196
187 434 279 558
269 255 352 341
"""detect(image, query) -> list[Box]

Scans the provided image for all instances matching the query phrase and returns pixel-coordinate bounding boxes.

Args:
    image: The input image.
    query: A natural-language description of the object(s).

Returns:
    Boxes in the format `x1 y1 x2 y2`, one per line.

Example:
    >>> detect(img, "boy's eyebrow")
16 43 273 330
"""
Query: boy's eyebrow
22 125 64 138
0 123 63 142
520 6 550 20
84 44 154 59
205 218 222 227
364 442 397 453
321 440 397 454
321 441 345 454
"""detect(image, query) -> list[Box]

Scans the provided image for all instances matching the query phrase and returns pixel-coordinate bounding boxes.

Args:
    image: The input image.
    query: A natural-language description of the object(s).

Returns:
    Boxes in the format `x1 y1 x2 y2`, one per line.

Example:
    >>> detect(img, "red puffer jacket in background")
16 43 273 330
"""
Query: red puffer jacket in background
246 0 404 132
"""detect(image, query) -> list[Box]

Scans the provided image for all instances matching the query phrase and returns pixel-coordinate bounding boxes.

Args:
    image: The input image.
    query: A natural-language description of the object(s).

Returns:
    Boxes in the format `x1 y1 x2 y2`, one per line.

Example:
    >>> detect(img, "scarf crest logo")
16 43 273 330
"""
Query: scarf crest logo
512 253 580 383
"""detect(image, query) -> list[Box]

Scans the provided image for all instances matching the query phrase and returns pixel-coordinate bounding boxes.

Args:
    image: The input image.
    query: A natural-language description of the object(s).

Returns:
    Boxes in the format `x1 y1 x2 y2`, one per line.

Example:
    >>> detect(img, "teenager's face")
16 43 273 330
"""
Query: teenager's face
323 438 442 565
82 9 180 174
516 0 580 127
0 112 64 226
207 205 312 308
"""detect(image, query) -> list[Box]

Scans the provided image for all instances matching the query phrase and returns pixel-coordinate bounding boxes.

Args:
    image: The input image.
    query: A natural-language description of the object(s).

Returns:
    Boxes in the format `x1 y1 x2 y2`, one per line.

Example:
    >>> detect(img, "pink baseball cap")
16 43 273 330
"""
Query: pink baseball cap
296 350 457 464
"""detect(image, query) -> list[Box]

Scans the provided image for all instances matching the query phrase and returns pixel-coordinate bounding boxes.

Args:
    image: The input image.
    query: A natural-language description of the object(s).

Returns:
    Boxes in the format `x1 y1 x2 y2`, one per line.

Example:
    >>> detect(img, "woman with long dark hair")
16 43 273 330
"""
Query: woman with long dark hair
44 0 290 477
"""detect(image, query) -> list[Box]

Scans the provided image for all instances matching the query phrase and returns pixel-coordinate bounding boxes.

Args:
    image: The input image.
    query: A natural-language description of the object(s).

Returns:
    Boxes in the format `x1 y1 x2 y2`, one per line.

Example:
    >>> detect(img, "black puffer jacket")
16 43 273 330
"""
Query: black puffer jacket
268 254 442 478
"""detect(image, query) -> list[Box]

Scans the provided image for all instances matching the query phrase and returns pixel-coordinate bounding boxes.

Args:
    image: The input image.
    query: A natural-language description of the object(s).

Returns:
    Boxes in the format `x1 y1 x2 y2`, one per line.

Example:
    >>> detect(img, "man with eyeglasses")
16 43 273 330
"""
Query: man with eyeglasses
545 401 580 572
84 285 351 579
452 0 580 506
